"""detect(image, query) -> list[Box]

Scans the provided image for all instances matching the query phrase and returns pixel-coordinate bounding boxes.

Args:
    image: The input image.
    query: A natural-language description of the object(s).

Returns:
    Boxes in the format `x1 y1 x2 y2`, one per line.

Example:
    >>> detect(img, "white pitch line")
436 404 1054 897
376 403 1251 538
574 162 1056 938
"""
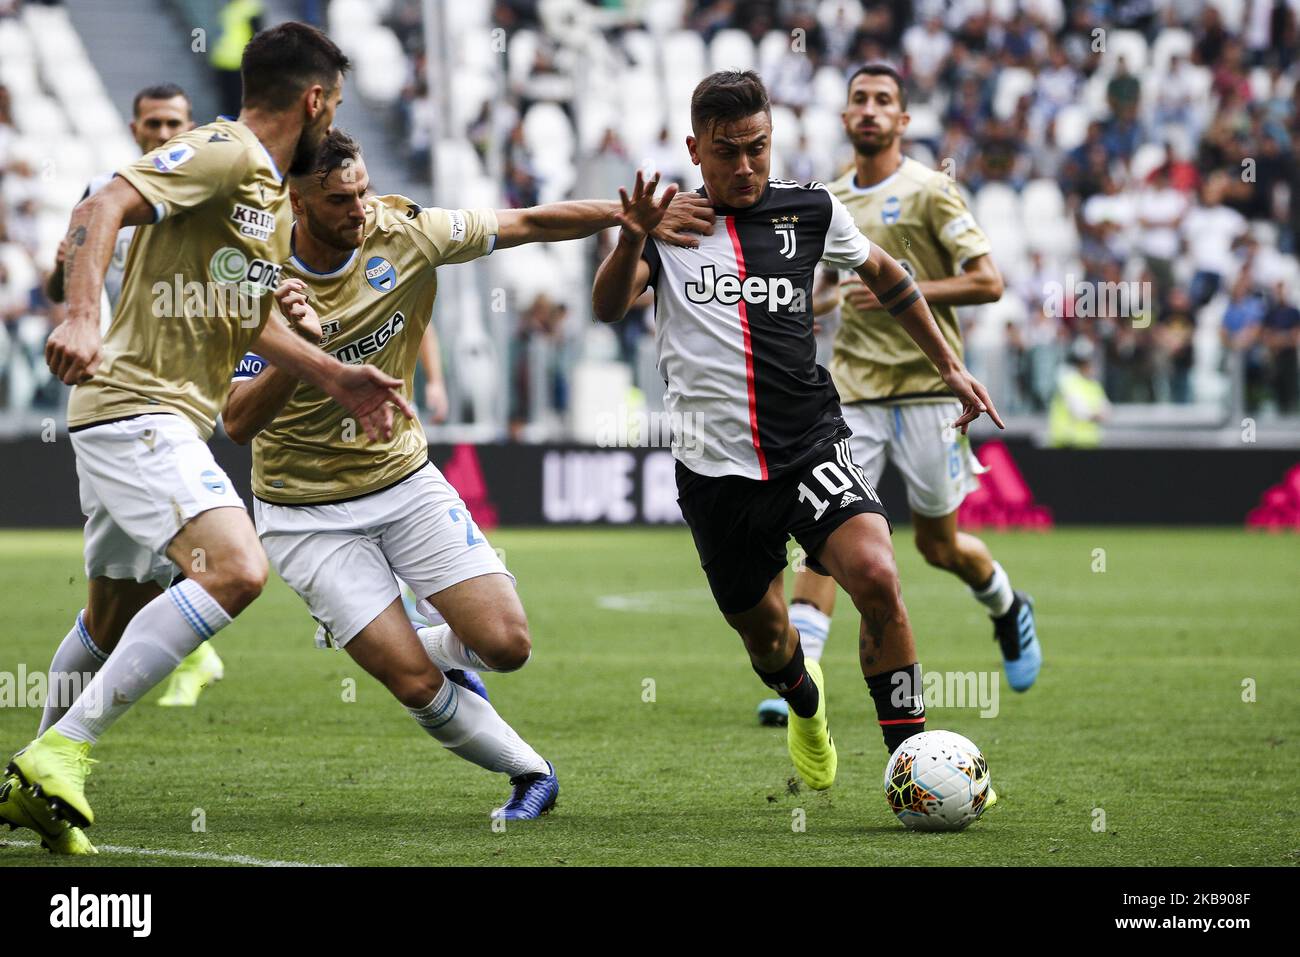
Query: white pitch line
2 838 338 867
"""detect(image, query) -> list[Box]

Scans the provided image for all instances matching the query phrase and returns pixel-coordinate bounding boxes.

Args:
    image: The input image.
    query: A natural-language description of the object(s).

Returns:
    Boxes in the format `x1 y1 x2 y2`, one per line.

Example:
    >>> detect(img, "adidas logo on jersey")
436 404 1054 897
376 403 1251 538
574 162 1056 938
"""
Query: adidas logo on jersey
839 491 862 508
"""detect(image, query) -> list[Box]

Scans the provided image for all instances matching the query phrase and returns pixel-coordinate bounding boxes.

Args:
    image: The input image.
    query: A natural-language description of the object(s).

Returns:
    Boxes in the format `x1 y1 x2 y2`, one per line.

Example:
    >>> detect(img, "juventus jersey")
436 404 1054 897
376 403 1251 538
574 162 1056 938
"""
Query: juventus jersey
641 180 871 481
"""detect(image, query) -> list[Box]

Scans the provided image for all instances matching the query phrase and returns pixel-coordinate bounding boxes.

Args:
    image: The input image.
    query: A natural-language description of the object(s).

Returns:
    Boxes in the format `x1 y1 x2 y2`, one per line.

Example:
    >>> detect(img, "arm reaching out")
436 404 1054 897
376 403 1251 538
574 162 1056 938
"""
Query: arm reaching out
591 170 672 323
495 176 712 249
852 245 1004 433
45 177 156 383
245 280 416 442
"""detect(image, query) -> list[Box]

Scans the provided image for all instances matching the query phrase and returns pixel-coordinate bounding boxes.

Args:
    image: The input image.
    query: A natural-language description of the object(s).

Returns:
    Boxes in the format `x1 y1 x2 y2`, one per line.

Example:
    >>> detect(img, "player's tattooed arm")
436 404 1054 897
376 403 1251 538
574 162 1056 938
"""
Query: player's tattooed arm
45 177 154 384
853 245 1004 433
592 171 670 323
494 183 711 250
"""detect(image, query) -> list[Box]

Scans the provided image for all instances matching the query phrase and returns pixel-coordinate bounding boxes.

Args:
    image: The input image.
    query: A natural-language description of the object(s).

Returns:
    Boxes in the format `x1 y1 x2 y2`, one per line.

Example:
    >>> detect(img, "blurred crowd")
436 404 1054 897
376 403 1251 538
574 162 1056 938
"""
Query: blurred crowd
381 0 1300 420
0 78 62 416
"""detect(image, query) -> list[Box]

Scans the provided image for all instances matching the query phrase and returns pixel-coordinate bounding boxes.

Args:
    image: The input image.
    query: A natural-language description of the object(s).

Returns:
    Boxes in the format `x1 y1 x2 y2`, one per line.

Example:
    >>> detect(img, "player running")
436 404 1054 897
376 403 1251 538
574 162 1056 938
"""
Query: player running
44 82 228 709
1 23 411 855
220 129 712 819
592 70 1004 792
759 63 1042 726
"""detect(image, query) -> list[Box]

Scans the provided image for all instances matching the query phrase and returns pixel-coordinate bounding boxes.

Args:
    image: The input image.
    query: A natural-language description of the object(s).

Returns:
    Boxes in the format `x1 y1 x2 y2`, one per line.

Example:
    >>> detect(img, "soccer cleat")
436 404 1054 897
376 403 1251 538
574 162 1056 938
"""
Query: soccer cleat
1 772 98 854
8 730 96 830
994 592 1041 692
786 658 837 790
445 669 489 702
158 641 225 706
491 761 558 820
757 697 789 726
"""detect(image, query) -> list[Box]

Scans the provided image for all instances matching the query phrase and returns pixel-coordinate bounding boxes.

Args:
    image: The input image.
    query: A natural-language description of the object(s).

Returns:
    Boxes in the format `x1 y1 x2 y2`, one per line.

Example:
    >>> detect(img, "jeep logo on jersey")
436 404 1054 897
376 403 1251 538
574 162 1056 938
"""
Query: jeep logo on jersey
230 204 276 241
330 311 407 364
882 196 901 225
685 265 797 309
365 256 397 292
152 143 195 172
771 215 797 258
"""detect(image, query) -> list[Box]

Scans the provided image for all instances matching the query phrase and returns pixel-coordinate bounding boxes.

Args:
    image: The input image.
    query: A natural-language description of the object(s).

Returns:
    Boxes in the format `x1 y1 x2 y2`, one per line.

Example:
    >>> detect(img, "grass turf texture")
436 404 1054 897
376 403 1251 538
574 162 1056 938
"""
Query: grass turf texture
0 528 1296 867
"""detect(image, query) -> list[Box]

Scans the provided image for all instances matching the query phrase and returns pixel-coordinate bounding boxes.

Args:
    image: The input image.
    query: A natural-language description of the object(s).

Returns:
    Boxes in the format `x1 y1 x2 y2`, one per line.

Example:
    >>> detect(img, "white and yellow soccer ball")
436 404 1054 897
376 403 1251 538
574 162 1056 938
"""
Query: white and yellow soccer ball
884 730 991 831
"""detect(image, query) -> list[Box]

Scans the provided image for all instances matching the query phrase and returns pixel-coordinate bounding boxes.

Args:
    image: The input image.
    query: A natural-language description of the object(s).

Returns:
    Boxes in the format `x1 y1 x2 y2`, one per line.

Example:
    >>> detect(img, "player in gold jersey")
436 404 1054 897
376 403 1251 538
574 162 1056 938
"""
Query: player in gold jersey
221 129 712 818
1 23 414 855
759 64 1042 726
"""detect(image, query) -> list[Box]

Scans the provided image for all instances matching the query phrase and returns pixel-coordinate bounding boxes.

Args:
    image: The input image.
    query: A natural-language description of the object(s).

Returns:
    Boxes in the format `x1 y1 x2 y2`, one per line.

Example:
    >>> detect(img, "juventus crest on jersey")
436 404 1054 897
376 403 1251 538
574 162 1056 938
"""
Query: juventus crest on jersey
641 179 872 481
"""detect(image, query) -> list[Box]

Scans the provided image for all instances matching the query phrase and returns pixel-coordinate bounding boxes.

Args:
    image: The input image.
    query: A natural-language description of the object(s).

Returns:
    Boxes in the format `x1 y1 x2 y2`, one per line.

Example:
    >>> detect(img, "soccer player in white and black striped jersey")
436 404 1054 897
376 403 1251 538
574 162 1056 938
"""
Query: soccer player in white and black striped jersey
593 71 1004 788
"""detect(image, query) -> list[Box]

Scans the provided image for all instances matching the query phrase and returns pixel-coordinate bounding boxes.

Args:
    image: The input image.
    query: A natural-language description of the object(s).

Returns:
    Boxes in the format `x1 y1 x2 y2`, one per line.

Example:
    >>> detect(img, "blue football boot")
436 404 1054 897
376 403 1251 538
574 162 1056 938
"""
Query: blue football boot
995 591 1041 692
491 761 558 820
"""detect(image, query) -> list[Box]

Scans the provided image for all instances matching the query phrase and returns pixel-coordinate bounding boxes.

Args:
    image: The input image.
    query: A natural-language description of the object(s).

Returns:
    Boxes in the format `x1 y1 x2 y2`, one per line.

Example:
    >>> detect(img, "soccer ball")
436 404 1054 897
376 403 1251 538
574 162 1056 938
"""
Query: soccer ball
883 730 991 831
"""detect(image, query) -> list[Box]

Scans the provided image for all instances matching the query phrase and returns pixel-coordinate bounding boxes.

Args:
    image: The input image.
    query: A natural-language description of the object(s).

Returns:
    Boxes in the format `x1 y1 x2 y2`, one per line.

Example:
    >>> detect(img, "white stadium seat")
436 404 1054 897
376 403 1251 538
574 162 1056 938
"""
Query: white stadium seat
709 29 755 72
1102 29 1149 74
993 67 1035 120
1052 103 1090 151
354 28 407 103
508 29 540 88
1151 27 1194 75
328 0 378 40
663 29 706 81
1129 141 1168 182
758 29 792 74
813 65 846 109
1206 0 1245 32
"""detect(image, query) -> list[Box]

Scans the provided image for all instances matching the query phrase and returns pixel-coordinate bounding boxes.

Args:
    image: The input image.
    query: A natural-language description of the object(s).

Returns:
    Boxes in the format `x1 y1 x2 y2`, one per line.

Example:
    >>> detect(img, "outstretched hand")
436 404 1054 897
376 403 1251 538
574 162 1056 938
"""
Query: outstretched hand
616 170 677 240
327 364 416 442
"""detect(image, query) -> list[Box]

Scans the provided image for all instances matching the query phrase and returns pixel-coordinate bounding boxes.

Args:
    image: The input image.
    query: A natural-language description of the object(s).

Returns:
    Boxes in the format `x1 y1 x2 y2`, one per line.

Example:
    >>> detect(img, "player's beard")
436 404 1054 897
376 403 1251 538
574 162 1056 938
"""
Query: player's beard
852 126 897 157
289 119 329 177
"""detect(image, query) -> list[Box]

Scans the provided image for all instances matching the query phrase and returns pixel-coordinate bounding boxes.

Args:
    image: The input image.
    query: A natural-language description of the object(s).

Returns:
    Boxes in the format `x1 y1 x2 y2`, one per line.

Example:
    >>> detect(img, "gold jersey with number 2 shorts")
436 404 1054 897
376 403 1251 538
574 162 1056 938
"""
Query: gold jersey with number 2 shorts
827 157 993 519
66 119 289 587
234 195 512 647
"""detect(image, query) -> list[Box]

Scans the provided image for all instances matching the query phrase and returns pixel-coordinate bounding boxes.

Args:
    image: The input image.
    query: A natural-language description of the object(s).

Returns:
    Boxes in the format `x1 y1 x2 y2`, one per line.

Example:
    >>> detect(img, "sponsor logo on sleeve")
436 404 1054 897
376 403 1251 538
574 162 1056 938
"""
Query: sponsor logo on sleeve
151 144 195 172
448 210 467 242
230 203 276 241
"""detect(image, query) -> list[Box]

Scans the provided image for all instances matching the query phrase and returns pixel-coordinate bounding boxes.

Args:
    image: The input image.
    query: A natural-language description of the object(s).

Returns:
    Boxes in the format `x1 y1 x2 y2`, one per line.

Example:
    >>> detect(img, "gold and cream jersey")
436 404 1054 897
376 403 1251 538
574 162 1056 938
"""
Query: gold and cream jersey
827 157 992 404
67 118 289 438
236 194 498 505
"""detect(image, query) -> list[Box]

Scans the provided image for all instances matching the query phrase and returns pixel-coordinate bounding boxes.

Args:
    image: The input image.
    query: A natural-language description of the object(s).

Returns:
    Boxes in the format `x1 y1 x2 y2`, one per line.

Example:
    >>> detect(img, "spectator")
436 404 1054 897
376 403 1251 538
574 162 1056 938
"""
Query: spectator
1049 338 1111 447
1262 280 1300 411
1183 172 1249 306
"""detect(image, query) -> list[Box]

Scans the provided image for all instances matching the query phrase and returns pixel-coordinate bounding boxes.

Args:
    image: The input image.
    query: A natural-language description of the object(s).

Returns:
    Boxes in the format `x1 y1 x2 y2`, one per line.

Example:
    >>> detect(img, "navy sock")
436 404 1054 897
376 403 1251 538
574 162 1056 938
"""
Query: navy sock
754 640 819 719
865 663 926 752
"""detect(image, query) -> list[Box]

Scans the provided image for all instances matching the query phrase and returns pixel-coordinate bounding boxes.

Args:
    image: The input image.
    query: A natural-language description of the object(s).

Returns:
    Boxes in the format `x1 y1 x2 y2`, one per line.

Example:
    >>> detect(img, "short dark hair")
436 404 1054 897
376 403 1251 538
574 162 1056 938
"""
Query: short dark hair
690 70 770 135
241 21 350 111
306 127 362 187
132 83 190 117
847 63 908 111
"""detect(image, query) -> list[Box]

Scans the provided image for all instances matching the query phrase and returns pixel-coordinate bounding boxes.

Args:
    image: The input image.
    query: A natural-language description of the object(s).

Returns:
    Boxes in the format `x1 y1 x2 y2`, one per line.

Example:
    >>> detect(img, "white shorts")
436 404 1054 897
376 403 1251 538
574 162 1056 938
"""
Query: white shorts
254 463 513 648
71 413 244 588
842 401 983 519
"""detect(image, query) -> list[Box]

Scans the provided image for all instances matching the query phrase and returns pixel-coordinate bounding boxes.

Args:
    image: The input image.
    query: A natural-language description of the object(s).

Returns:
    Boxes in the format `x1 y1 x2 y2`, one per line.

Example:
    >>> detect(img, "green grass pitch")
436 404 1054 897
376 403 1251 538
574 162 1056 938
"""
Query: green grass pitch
0 527 1296 867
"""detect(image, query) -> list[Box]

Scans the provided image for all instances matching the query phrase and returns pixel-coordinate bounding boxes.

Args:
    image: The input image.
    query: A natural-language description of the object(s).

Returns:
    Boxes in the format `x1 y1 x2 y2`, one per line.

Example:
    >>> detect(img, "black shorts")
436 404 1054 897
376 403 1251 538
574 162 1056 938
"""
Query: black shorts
676 437 891 615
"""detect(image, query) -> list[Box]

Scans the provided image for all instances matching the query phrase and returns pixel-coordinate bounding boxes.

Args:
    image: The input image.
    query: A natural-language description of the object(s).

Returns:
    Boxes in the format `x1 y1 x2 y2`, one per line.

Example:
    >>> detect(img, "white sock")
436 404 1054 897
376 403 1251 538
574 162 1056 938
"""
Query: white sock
418 623 493 672
789 603 831 662
407 680 548 778
971 561 1015 618
54 580 232 744
39 610 109 735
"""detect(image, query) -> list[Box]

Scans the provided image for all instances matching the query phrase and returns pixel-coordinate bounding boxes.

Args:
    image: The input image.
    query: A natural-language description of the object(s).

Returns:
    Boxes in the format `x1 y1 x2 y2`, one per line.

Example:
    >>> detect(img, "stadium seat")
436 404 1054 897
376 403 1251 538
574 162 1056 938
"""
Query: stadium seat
1102 29 1149 74
813 65 846 109
328 0 379 39
1150 27 1194 75
621 29 659 71
993 67 1035 121
353 28 407 103
758 30 792 74
663 29 707 81
1206 0 1245 31
710 29 755 72
1129 142 1168 182
1052 103 1090 151
904 103 941 141
642 0 687 35
508 29 541 88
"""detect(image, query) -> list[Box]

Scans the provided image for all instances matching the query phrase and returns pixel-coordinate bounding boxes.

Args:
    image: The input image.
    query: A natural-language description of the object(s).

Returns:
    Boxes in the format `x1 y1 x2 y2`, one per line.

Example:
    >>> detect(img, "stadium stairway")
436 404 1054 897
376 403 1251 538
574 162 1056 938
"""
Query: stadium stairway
62 0 221 128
